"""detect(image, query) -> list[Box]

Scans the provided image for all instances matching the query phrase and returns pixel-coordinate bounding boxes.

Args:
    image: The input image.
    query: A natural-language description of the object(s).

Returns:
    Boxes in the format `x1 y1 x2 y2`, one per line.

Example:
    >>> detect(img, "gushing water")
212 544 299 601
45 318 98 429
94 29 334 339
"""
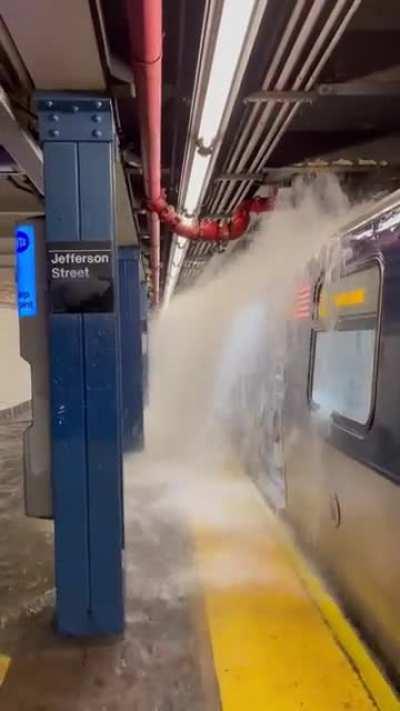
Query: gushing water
125 175 367 596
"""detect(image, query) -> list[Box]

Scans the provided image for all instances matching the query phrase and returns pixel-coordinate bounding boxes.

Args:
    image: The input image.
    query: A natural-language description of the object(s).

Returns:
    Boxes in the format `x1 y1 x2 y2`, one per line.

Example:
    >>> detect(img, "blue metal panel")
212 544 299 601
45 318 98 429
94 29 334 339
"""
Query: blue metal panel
140 281 149 405
43 141 91 634
119 247 144 452
79 142 113 238
37 95 124 636
44 142 80 238
51 317 91 633
78 141 124 634
140 280 148 323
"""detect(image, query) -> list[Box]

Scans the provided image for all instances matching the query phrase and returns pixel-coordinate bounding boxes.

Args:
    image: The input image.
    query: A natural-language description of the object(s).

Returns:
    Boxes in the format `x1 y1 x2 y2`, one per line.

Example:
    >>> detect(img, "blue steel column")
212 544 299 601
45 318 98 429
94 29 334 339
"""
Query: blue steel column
140 279 149 405
118 247 144 452
37 95 124 635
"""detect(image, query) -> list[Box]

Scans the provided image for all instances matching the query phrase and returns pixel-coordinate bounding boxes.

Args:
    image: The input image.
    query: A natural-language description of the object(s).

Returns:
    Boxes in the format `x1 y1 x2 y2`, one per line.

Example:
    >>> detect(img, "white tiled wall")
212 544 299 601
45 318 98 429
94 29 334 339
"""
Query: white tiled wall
0 306 31 410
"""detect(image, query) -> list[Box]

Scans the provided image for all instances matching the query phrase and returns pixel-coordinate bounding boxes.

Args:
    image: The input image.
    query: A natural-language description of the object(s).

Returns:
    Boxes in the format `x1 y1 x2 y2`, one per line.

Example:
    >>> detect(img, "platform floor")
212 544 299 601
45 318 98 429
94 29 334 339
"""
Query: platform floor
0 420 398 710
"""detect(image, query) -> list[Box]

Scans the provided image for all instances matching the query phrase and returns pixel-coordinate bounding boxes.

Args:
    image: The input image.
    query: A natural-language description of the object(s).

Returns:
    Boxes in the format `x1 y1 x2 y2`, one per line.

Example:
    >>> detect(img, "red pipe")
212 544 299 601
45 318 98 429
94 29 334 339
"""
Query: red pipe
126 0 162 305
150 193 275 241
126 0 275 301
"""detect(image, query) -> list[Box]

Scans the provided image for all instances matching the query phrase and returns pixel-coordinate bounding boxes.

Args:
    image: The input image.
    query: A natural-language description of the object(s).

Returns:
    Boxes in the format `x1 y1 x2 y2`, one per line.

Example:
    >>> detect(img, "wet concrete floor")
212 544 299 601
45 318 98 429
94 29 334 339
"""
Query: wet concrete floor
0 418 219 711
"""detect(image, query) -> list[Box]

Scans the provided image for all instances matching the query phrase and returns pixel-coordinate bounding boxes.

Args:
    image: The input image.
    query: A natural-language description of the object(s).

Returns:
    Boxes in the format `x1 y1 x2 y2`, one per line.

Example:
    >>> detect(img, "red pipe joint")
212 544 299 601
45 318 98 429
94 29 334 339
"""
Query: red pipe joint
149 193 275 241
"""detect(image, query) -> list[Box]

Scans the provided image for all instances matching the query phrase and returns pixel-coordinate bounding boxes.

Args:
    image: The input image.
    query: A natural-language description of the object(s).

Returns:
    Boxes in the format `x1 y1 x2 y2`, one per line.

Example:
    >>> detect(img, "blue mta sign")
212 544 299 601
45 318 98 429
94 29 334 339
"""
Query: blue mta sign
15 224 37 318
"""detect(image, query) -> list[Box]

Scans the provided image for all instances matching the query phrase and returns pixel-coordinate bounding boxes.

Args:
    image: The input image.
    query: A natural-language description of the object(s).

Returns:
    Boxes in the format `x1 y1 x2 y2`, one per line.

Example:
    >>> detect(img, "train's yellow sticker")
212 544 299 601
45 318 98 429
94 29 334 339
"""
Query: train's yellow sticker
319 287 366 318
334 288 365 307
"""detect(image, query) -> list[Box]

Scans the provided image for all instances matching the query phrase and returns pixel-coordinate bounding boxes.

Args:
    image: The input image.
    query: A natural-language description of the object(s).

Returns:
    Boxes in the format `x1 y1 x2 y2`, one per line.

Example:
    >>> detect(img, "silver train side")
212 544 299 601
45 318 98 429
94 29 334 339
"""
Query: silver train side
265 190 400 683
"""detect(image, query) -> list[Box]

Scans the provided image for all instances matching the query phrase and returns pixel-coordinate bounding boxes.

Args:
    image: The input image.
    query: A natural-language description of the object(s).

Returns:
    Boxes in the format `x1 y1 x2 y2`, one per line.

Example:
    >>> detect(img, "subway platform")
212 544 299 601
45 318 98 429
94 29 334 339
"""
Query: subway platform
0 415 398 711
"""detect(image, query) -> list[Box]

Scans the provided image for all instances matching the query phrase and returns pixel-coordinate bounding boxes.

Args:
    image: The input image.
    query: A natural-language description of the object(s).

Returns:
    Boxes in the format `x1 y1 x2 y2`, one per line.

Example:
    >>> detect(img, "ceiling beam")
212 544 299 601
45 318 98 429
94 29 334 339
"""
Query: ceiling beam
1 0 105 90
0 87 43 193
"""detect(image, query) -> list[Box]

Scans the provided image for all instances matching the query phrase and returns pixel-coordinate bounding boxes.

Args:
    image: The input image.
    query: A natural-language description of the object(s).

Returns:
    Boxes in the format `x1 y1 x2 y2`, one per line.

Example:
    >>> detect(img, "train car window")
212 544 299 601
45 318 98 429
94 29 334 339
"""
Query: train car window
311 263 380 426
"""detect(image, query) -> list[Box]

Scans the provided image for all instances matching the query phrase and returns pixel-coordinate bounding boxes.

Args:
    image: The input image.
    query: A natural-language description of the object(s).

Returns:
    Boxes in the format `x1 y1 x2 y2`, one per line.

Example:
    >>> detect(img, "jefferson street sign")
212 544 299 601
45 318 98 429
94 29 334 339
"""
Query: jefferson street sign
47 241 114 313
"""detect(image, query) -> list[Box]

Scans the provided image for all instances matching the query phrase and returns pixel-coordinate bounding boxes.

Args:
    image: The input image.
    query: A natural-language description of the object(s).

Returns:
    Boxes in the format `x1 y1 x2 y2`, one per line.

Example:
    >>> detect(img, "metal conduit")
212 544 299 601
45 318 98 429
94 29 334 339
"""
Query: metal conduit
258 0 363 174
211 0 361 216
225 0 360 213
223 0 357 213
209 0 313 213
176 0 362 292
194 0 270 211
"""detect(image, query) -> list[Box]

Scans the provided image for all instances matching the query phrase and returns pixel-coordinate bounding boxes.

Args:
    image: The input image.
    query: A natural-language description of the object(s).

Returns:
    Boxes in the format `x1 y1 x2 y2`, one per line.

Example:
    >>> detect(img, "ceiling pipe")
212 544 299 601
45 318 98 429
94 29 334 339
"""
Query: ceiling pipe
209 0 309 213
126 0 162 306
126 0 274 302
225 0 361 212
150 192 275 241
224 0 362 213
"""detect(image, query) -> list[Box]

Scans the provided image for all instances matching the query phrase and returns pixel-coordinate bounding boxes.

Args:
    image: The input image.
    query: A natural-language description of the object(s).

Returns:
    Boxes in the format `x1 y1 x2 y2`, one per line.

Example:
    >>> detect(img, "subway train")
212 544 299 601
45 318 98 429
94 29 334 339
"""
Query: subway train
261 189 400 684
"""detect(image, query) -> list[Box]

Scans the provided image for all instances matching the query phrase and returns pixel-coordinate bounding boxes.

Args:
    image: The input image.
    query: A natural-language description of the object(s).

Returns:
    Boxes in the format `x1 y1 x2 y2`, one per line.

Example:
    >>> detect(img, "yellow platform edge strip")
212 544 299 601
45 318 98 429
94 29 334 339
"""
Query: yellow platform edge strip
0 654 11 687
280 527 400 711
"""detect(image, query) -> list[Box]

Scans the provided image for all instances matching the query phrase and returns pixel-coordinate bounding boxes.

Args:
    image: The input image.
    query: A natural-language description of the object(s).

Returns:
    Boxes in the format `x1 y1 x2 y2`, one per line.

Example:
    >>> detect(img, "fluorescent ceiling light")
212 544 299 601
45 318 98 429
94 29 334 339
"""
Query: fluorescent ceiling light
163 236 190 306
184 0 257 214
184 153 211 214
165 0 258 304
199 0 257 147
